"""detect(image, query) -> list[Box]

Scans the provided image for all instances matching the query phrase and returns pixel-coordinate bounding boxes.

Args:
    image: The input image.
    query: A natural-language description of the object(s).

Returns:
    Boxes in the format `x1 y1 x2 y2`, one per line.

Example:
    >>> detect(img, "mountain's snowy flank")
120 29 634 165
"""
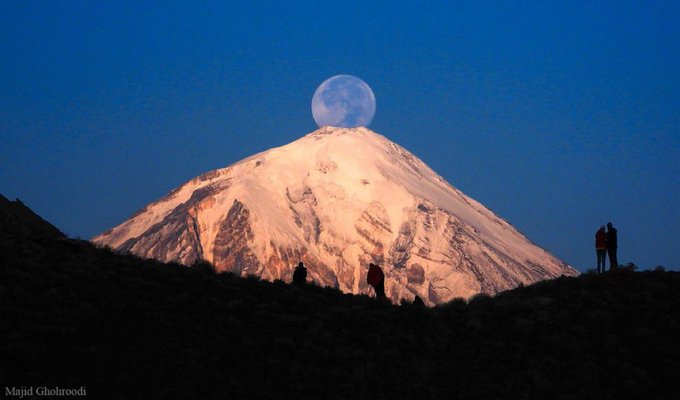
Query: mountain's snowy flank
93 127 578 305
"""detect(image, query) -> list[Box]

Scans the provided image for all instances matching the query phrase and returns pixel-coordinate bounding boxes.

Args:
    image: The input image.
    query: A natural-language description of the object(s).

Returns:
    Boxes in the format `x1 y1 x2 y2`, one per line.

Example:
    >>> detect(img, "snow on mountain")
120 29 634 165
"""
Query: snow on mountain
93 127 578 305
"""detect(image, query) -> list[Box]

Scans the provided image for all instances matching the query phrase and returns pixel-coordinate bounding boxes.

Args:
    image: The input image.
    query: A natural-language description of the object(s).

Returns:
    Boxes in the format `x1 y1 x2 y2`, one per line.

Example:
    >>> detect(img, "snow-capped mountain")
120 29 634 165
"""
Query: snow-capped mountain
93 127 578 305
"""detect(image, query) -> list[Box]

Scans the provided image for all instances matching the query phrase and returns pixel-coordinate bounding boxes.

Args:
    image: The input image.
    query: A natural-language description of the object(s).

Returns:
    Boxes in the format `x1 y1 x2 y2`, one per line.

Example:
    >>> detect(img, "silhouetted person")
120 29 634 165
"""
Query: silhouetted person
367 263 386 300
292 261 307 286
412 295 425 306
595 225 607 274
606 222 618 272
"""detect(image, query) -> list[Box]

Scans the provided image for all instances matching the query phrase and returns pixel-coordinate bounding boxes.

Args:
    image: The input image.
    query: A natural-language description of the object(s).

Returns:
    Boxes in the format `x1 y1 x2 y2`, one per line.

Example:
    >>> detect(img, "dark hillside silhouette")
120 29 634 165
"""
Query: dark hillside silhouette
2 195 679 399
1 194 64 240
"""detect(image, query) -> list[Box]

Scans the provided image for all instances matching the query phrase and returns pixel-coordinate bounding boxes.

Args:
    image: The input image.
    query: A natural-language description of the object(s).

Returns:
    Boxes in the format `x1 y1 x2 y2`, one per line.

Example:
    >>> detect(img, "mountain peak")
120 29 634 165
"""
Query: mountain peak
305 126 374 136
93 128 577 304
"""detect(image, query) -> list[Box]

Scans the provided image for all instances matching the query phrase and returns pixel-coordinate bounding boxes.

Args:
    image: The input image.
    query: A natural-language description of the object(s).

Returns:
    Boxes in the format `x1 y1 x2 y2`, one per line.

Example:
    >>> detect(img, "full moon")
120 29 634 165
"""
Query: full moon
311 75 376 128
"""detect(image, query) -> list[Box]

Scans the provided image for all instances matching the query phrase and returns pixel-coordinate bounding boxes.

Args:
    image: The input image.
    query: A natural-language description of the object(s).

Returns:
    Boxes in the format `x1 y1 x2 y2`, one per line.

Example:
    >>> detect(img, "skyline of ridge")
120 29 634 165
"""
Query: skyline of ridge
1 1 678 271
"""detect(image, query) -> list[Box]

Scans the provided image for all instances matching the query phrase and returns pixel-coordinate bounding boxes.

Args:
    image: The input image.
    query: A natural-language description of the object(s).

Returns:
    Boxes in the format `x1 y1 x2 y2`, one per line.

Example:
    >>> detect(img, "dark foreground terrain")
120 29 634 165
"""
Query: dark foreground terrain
1 194 679 400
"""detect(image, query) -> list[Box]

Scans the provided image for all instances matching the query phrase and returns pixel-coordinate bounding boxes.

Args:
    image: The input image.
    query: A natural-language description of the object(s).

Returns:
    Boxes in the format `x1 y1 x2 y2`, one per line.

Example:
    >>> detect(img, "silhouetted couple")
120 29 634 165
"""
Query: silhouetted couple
595 222 618 273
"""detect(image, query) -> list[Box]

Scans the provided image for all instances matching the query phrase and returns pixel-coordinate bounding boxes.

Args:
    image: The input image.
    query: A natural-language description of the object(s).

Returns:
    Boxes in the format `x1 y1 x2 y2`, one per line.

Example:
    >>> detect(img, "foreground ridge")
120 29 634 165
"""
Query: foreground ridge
2 199 678 399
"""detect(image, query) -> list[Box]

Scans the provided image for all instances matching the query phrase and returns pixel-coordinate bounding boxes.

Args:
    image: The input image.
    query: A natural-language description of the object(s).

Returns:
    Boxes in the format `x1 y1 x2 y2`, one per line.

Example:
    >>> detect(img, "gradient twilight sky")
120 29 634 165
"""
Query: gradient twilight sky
1 1 678 271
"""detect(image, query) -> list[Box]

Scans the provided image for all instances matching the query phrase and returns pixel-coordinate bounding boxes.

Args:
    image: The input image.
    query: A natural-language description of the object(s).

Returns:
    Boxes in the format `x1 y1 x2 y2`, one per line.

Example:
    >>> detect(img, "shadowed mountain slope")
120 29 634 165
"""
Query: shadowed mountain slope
2 196 679 399
1 194 64 240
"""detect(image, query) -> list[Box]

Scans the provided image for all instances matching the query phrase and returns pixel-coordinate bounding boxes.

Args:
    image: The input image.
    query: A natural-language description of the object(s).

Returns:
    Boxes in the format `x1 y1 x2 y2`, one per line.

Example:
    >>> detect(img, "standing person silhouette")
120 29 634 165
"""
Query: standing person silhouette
606 222 618 272
292 261 307 286
595 225 608 274
367 263 386 300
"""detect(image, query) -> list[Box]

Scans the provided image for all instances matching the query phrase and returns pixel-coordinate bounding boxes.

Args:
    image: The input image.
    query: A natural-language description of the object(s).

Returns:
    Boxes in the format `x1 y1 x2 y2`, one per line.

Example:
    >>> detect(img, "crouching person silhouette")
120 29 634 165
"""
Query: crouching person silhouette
292 261 307 286
367 263 386 300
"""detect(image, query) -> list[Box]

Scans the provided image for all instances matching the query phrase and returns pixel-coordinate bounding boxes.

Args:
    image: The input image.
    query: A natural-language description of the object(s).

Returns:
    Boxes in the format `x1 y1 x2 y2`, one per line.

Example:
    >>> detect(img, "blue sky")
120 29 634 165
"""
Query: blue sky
1 1 678 271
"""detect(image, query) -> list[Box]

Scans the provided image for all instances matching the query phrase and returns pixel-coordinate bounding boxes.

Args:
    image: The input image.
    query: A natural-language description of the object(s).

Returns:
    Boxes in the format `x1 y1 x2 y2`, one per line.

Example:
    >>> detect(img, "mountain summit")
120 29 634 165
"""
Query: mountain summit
93 127 577 304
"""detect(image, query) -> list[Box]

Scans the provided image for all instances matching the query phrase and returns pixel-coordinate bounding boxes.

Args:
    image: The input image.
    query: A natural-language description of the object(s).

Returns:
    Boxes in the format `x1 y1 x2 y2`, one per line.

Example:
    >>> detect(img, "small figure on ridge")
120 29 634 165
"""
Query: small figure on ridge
292 261 307 286
595 225 607 274
367 262 386 300
606 222 618 272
